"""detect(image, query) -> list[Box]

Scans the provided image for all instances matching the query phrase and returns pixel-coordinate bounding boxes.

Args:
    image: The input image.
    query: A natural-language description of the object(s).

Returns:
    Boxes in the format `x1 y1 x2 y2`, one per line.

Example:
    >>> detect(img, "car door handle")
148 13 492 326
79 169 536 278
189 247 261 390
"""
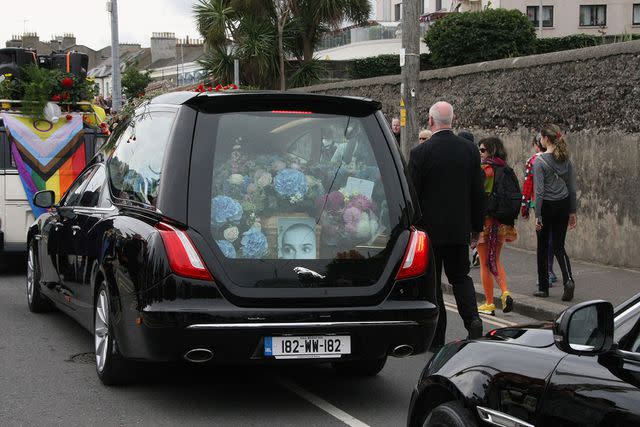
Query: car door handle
72 225 82 235
54 222 64 231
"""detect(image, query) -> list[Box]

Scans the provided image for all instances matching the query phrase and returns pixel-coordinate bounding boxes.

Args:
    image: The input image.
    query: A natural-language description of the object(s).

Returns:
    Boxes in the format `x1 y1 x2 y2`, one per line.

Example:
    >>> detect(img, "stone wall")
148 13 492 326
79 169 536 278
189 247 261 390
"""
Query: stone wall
299 41 640 268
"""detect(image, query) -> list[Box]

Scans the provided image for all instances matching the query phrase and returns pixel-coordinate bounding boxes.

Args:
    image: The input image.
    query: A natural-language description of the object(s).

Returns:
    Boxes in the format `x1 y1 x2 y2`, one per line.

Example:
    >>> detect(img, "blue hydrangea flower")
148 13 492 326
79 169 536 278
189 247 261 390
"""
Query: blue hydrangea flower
216 240 236 258
211 196 243 227
240 227 268 259
274 168 308 199
241 175 251 194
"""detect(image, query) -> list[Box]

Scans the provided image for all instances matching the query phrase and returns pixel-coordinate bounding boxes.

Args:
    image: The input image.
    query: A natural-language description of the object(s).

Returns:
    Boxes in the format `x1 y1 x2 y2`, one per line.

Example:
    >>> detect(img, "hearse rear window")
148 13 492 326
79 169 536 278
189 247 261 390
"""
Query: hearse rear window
209 111 393 264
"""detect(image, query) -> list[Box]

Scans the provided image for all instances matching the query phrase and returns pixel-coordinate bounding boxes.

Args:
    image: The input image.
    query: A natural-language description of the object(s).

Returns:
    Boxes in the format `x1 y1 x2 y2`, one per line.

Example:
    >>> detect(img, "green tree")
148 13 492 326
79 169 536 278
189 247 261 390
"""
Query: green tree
424 9 536 68
193 0 370 89
121 65 152 99
291 0 371 63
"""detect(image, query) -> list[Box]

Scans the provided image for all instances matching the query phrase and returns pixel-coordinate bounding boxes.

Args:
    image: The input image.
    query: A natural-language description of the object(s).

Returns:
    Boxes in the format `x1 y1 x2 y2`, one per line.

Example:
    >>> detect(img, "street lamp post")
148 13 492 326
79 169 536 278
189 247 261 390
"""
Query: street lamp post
108 0 122 111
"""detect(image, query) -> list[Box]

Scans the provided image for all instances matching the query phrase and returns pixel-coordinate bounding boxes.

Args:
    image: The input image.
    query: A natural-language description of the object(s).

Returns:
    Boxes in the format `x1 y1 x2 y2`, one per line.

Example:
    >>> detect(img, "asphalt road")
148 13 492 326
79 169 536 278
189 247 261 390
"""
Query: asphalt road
0 260 534 427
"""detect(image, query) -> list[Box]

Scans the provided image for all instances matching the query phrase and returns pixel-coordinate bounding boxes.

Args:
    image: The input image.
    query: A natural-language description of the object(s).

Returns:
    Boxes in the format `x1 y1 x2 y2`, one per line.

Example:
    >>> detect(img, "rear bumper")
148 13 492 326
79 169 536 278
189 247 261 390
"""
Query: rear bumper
114 298 438 363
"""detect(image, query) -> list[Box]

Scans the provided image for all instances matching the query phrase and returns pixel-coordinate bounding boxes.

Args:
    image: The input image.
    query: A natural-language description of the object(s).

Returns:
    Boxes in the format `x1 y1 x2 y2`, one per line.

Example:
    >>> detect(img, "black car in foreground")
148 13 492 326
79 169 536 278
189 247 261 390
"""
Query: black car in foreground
407 293 640 427
26 91 438 385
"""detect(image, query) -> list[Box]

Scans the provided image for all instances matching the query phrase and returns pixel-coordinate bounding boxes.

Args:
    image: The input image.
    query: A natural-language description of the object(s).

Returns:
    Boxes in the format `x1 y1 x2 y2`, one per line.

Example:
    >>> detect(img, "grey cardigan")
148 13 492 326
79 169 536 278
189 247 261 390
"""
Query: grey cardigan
533 152 577 218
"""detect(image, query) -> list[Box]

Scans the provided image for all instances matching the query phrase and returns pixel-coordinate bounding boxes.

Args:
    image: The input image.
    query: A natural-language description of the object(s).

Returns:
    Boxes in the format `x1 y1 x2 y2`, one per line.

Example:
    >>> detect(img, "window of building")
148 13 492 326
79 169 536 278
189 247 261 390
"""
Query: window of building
394 3 401 21
436 0 443 11
526 5 554 27
580 5 607 27
634 4 640 25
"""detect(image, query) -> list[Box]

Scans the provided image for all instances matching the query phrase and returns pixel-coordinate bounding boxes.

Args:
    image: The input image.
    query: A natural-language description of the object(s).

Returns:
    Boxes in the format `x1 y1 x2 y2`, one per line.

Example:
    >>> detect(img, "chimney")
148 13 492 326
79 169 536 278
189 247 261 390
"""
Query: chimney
62 33 76 49
21 32 40 49
150 32 177 63
6 35 22 48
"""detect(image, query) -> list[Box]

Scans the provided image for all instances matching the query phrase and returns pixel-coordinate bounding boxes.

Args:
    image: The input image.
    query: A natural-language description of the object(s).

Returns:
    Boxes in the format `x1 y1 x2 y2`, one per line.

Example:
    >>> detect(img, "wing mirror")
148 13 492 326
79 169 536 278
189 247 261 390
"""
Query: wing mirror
553 300 614 355
33 190 55 209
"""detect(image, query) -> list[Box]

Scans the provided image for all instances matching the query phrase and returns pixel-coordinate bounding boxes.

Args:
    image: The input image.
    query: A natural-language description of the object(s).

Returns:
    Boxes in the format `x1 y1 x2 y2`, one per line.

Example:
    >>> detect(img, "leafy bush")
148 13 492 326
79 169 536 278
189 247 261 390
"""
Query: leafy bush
535 34 601 54
350 54 433 79
121 65 152 99
289 59 326 88
424 9 536 68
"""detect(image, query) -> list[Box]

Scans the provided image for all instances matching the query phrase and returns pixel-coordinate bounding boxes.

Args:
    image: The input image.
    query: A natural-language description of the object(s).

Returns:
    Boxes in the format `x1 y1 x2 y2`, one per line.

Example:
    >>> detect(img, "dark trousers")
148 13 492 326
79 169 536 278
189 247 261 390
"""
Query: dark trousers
537 198 573 292
432 244 481 347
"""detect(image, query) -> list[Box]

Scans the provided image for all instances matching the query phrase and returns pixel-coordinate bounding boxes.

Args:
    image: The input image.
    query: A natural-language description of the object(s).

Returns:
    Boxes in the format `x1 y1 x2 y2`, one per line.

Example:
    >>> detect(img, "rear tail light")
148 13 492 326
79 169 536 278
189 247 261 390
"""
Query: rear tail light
395 228 429 280
156 222 213 281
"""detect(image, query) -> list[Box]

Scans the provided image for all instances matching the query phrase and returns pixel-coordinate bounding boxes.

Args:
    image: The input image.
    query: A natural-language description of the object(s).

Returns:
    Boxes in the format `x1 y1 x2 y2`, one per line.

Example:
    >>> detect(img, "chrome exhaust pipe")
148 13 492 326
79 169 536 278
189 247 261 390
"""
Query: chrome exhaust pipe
184 348 213 363
392 345 414 358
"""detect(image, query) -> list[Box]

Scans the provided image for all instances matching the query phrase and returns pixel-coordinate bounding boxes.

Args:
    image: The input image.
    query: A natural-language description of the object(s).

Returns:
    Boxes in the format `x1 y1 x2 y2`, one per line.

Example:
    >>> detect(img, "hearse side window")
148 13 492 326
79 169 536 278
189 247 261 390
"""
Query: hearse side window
79 166 106 208
62 167 98 207
108 111 175 207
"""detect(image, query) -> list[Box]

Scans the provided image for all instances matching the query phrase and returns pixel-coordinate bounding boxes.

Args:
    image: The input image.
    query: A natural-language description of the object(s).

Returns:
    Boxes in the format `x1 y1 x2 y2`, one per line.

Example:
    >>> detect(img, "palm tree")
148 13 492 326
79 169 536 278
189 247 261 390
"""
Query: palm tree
291 0 371 63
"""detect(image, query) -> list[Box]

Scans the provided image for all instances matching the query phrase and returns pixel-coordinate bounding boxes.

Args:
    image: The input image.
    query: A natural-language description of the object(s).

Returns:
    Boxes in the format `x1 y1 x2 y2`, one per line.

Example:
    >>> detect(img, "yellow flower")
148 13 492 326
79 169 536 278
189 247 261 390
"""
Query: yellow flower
3 73 12 78
86 77 95 83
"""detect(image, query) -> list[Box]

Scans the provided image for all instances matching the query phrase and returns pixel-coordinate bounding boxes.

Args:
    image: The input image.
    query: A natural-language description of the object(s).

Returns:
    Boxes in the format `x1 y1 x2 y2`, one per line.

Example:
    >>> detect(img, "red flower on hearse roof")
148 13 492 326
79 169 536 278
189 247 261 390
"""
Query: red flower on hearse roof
51 94 62 102
61 77 74 88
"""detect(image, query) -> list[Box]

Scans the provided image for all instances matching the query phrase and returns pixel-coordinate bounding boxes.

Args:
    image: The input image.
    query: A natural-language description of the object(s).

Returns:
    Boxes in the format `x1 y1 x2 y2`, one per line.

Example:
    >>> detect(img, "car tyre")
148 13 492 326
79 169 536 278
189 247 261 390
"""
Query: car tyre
27 242 53 313
331 356 387 377
94 280 131 386
423 401 477 427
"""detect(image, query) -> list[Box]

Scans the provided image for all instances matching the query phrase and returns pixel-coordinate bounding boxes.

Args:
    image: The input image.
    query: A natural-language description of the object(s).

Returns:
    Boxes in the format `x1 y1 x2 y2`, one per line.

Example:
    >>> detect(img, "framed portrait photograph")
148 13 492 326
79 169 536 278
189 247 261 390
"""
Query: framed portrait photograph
277 217 318 260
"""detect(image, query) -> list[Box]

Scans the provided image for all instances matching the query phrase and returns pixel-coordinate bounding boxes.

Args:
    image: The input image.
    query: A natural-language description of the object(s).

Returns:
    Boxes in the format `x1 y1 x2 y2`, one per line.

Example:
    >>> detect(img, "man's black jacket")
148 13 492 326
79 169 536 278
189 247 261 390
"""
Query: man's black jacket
408 129 485 246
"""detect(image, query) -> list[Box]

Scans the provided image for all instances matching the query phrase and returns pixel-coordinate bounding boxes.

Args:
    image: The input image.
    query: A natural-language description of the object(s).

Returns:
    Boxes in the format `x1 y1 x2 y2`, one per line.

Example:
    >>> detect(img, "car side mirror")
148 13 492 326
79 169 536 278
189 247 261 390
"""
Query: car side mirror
33 190 55 209
554 300 614 355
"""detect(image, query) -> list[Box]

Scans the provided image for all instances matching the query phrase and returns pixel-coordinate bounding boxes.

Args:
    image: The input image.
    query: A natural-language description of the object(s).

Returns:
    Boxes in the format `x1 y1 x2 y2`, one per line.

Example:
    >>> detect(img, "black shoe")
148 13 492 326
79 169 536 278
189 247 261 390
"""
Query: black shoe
533 290 549 298
562 279 575 301
466 319 483 340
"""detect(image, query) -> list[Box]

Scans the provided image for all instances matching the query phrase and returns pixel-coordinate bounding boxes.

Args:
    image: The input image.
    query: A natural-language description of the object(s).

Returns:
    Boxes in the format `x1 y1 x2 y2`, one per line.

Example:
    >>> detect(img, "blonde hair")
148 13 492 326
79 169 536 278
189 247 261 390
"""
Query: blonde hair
541 124 569 162
419 129 432 141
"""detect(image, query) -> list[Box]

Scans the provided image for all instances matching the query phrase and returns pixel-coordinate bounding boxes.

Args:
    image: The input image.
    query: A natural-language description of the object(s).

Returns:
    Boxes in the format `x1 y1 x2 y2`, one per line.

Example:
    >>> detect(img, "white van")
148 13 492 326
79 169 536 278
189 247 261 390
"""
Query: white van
0 120 106 259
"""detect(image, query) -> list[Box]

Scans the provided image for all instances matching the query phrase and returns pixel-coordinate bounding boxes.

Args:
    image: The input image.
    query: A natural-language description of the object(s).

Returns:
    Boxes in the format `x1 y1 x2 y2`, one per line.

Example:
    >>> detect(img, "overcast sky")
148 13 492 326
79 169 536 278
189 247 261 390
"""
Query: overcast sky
2 0 202 50
2 0 379 51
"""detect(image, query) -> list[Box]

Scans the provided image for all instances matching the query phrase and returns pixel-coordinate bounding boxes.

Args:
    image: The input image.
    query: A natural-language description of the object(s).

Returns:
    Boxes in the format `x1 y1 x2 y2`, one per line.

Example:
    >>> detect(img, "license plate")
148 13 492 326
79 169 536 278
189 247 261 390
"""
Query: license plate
264 336 351 359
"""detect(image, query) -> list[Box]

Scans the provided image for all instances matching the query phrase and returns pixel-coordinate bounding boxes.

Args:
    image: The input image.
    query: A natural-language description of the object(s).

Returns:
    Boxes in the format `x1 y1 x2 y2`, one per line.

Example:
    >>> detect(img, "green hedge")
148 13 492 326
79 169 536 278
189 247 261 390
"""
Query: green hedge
423 9 536 68
535 34 601 54
350 54 433 79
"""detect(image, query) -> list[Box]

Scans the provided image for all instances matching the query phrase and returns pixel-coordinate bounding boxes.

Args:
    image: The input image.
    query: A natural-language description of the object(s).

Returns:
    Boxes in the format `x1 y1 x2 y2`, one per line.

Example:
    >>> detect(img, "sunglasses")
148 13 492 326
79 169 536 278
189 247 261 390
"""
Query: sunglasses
419 137 427 141
479 147 487 153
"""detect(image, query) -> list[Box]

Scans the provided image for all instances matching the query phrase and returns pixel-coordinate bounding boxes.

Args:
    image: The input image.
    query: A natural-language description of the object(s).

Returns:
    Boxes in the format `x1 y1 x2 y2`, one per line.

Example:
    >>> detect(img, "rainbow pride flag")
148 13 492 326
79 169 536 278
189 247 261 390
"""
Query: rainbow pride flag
1 113 87 217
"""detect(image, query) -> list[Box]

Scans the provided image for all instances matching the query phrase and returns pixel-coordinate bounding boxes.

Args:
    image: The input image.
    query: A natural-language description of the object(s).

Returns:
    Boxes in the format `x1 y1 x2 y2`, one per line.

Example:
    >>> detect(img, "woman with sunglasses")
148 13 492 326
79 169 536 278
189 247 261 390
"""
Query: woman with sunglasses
475 137 517 315
521 134 558 286
418 129 432 143
533 125 577 301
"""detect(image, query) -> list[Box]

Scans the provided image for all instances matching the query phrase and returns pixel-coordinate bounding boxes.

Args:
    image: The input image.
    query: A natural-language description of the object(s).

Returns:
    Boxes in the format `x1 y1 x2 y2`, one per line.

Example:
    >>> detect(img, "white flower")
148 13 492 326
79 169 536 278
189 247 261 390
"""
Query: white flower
228 174 244 185
354 213 370 239
223 226 239 242
257 172 272 188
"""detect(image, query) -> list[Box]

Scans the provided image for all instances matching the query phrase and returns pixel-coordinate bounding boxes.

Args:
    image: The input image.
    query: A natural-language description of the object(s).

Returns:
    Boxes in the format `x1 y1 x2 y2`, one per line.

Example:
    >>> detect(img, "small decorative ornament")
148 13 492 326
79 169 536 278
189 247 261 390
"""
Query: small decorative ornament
61 77 74 88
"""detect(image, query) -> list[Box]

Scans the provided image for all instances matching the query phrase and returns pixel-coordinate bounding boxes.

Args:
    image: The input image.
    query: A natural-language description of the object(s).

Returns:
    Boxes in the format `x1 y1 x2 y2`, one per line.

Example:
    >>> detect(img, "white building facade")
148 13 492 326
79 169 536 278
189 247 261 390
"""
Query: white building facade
376 1 640 37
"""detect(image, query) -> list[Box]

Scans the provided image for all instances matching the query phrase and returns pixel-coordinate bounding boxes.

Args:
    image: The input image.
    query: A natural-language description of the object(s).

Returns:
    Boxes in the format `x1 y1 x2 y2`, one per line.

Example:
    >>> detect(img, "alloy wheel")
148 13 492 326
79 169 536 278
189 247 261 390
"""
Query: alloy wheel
27 246 35 304
95 287 109 373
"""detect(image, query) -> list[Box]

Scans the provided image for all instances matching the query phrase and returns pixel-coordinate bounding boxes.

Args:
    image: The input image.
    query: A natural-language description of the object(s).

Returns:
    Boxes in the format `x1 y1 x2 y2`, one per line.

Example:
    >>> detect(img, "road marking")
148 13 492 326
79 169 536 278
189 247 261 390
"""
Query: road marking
444 301 516 328
274 375 371 427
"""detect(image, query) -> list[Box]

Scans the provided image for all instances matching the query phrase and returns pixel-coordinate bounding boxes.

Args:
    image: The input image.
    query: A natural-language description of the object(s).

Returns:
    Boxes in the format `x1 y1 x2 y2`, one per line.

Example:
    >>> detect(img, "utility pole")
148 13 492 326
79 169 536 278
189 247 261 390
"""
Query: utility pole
539 0 544 37
108 0 122 111
400 0 420 159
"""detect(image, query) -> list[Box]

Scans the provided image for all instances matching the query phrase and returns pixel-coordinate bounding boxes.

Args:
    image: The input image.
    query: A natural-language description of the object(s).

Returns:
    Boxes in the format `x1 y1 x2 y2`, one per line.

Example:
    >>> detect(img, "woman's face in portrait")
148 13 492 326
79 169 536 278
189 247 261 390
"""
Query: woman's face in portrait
479 143 490 161
281 224 316 259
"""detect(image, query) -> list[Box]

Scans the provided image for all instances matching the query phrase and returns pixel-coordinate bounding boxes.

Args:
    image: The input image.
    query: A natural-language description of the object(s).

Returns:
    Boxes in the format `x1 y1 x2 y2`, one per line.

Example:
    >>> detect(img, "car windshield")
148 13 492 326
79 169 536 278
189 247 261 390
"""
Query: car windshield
202 110 402 288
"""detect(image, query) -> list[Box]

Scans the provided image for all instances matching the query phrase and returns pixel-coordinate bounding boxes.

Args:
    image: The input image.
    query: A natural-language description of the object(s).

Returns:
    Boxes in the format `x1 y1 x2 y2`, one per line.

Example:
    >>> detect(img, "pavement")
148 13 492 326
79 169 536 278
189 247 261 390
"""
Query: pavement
443 246 640 322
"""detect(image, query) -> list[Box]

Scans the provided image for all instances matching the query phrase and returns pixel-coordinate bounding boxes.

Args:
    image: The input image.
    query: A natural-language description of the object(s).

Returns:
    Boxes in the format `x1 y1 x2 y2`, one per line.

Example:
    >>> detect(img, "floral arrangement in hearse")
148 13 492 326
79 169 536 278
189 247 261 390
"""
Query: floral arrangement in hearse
210 146 326 259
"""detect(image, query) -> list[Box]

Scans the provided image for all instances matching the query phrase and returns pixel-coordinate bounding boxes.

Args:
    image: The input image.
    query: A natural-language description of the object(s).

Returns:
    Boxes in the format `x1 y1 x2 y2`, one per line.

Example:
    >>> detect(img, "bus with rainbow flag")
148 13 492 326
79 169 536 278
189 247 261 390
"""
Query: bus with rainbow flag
0 103 109 265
